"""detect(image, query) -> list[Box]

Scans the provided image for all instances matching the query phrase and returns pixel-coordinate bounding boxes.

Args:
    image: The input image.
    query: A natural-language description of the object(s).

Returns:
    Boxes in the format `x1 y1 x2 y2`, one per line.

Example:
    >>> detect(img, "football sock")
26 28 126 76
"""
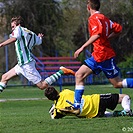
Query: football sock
44 70 62 85
0 82 6 92
122 78 133 88
74 85 84 109
104 111 113 117
121 95 131 112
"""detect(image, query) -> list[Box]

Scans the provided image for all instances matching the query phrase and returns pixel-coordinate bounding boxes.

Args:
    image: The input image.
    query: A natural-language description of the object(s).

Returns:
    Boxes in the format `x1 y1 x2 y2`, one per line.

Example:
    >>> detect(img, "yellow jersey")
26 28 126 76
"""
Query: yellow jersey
53 89 100 118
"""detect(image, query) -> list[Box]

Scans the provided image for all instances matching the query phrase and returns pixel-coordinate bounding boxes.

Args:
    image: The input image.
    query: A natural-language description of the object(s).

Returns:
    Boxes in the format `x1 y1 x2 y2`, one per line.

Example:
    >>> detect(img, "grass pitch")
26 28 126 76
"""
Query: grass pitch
0 85 133 133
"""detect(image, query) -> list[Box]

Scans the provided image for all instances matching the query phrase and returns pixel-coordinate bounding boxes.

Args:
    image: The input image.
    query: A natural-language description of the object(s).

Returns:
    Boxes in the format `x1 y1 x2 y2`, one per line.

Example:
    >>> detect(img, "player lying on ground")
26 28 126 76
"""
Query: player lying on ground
45 86 133 119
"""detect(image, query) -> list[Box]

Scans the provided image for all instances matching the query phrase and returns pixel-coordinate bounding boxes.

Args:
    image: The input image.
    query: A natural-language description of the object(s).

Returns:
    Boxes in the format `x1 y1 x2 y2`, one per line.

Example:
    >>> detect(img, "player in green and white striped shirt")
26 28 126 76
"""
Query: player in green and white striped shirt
0 16 75 93
12 25 42 66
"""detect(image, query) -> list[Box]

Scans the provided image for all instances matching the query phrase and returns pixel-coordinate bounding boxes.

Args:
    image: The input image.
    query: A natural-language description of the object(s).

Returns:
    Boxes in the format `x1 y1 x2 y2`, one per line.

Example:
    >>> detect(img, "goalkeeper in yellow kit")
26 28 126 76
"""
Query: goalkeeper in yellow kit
45 87 133 119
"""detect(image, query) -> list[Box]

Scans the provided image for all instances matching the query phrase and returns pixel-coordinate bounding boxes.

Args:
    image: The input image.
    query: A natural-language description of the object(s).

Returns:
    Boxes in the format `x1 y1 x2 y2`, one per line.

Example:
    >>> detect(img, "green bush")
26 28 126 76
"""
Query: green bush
118 55 133 68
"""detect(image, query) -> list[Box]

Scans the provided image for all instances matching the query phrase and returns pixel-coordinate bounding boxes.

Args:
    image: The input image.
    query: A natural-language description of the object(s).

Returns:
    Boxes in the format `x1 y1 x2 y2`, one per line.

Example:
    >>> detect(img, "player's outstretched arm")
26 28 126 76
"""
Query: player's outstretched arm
0 37 16 48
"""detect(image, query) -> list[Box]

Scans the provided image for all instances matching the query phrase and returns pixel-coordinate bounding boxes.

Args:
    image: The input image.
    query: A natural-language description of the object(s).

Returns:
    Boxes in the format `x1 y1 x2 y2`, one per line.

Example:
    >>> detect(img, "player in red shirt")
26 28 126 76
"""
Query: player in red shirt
61 0 133 115
89 12 121 62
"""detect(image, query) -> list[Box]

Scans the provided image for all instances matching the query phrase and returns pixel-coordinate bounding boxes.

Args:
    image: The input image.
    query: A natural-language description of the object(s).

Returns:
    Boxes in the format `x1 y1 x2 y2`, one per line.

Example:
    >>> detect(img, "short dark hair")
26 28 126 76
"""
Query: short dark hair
11 16 25 27
45 86 59 101
88 0 100 11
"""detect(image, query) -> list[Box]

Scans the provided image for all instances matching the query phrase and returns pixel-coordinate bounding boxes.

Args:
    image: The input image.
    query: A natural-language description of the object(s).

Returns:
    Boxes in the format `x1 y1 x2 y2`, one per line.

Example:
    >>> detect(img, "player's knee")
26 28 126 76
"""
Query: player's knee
75 71 83 79
36 81 48 90
39 86 44 90
40 84 48 90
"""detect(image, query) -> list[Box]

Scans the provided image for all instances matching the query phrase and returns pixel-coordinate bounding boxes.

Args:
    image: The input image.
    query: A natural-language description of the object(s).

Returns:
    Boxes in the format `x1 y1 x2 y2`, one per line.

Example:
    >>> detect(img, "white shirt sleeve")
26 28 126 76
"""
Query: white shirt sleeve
35 35 42 45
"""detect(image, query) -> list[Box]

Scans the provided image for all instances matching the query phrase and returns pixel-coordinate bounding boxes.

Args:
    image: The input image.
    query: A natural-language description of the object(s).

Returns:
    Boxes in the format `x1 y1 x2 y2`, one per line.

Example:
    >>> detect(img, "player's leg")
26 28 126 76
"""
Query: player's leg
74 65 93 108
60 57 99 115
0 67 17 92
73 57 98 110
98 94 131 117
60 65 93 115
20 61 75 90
102 57 133 88
42 66 75 89
109 76 133 88
99 93 119 117
101 57 121 88
109 76 123 88
37 66 75 90
113 94 133 116
122 78 133 88
120 94 131 111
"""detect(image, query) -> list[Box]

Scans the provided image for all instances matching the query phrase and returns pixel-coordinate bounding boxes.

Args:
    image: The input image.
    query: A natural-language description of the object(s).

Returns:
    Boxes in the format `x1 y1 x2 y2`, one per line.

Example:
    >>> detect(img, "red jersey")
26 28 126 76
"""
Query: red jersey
88 12 122 62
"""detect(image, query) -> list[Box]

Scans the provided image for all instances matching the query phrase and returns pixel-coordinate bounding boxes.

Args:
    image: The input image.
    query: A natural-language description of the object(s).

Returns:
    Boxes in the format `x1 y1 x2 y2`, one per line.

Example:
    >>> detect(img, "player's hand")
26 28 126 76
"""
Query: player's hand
49 104 55 119
38 33 44 38
74 47 84 58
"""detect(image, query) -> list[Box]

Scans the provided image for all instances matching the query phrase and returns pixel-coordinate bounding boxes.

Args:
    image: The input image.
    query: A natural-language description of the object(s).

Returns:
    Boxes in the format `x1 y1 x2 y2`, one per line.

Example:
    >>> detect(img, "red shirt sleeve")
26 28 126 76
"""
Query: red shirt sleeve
112 22 122 33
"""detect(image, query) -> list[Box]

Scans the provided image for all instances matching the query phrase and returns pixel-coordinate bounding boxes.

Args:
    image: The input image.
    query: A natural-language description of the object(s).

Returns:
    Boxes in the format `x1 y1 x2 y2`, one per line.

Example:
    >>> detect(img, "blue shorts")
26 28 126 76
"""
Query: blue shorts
84 56 120 79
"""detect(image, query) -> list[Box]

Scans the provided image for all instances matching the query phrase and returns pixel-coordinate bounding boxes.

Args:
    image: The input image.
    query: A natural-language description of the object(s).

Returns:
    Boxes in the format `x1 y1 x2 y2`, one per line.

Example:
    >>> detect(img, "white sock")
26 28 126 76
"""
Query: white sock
44 72 61 85
122 79 127 88
0 82 6 91
121 95 131 112
104 111 113 117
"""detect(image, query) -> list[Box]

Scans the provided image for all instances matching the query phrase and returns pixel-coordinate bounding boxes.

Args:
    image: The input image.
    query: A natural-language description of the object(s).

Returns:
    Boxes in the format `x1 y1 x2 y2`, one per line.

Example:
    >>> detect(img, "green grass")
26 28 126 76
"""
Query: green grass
0 85 133 133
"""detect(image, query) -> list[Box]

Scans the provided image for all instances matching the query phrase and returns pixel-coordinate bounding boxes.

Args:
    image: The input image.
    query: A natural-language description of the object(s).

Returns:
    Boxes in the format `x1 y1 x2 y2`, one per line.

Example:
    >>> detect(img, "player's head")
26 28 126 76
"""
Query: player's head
11 16 25 31
87 0 100 11
45 86 59 101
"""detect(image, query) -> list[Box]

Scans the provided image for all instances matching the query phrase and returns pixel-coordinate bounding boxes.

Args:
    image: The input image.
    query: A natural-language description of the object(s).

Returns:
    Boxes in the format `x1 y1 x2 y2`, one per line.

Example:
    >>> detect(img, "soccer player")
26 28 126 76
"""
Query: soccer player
45 86 133 119
0 16 75 93
61 0 133 114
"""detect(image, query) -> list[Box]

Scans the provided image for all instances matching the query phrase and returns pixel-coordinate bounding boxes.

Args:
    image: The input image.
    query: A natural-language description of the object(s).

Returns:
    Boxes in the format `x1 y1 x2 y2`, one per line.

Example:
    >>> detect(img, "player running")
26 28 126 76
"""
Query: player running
61 0 133 115
0 16 75 93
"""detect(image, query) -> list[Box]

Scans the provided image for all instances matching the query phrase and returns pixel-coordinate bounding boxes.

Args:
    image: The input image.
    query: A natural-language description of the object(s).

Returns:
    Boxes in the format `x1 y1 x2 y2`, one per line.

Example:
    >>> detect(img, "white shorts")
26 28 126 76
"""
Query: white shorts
14 60 42 84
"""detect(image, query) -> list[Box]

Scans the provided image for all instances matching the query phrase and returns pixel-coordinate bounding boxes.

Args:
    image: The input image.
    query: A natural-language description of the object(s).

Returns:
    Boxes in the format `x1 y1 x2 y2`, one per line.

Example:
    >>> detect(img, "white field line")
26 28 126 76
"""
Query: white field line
0 97 47 102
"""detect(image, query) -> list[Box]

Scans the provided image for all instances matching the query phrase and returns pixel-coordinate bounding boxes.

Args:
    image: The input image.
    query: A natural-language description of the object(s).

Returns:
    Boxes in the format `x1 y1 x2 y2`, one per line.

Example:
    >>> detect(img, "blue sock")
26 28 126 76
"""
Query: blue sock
122 78 133 88
126 78 133 88
74 85 84 109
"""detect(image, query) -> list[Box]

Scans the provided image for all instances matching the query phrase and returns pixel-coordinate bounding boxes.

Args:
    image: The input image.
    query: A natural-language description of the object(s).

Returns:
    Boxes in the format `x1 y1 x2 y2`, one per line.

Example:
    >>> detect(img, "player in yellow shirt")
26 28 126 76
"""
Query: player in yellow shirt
45 86 133 119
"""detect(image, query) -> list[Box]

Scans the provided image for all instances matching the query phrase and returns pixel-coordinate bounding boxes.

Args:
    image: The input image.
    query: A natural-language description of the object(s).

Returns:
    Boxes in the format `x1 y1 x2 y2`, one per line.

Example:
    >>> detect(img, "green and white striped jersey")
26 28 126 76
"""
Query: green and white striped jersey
11 26 42 66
